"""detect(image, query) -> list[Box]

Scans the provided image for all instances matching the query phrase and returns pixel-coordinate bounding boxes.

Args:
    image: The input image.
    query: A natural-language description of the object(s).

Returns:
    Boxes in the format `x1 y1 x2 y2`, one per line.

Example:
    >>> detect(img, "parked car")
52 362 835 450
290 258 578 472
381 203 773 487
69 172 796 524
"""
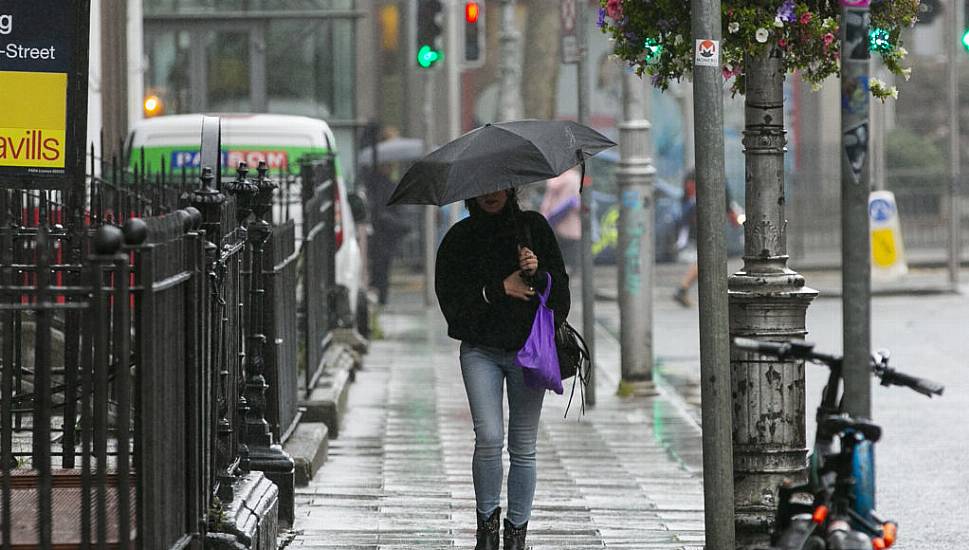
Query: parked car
126 113 369 333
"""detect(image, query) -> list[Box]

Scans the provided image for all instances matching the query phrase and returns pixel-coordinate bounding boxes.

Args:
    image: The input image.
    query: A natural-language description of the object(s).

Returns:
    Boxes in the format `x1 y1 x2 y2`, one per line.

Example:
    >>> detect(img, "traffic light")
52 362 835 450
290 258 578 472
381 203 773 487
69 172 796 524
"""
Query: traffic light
963 0 969 52
643 38 662 64
464 1 486 68
417 0 444 68
868 27 893 54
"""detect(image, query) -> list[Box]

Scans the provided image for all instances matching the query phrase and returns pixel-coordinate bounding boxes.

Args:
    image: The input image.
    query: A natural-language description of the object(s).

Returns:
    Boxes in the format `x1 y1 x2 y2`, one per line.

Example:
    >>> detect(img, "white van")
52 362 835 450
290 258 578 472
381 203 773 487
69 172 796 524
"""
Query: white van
127 113 367 332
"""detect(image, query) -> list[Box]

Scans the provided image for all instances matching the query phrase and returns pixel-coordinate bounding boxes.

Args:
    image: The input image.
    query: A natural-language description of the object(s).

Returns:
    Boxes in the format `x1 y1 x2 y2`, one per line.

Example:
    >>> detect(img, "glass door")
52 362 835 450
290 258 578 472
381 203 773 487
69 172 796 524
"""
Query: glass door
144 22 268 115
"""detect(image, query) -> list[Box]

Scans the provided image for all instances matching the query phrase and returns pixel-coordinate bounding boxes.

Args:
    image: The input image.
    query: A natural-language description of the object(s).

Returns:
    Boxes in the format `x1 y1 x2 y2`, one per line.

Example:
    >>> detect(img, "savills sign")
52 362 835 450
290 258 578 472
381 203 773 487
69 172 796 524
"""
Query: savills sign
0 0 89 188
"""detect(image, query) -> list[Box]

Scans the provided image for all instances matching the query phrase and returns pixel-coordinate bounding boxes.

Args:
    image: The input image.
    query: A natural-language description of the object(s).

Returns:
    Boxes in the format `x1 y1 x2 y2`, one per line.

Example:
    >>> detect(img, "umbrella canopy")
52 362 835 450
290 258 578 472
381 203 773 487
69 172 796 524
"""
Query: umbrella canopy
358 137 426 166
387 119 616 206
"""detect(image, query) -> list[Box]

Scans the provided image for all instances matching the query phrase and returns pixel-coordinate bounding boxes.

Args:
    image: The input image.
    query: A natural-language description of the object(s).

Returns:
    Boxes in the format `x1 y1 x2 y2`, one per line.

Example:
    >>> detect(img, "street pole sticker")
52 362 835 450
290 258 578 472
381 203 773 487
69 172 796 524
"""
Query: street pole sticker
695 39 719 67
0 1 84 186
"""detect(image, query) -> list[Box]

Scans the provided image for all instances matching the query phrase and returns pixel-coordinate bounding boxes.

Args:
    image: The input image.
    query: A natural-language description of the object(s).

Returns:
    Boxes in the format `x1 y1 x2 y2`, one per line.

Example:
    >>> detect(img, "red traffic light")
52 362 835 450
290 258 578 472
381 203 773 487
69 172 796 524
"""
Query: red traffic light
465 2 480 24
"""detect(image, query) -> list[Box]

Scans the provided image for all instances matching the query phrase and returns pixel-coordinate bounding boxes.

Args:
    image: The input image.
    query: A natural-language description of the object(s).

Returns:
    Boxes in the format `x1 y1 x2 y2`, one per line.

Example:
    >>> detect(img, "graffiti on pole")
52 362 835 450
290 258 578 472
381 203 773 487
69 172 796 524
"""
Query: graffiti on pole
842 75 870 115
842 6 870 185
843 10 871 61
621 189 643 296
844 122 869 184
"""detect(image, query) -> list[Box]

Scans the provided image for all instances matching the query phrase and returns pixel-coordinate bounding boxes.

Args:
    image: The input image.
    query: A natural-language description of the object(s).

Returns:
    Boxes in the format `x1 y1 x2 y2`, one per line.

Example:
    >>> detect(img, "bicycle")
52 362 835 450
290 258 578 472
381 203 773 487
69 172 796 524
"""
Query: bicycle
732 338 944 550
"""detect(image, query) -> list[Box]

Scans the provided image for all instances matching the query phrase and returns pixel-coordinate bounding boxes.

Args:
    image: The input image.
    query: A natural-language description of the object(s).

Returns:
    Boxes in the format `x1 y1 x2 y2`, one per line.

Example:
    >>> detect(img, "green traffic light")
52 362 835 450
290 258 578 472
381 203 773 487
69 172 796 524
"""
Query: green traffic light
643 38 663 63
962 29 969 52
417 44 443 68
868 27 893 54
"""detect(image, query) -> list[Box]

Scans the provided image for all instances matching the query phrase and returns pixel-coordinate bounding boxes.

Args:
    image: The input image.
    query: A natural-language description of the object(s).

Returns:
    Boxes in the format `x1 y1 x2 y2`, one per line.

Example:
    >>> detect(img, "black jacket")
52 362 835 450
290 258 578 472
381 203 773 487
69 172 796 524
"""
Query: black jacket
435 206 570 351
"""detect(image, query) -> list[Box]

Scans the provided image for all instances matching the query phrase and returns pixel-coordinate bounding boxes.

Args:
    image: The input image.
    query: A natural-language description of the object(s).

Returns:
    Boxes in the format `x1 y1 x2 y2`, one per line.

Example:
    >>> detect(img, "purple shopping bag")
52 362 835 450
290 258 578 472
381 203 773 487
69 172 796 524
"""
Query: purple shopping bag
515 272 563 394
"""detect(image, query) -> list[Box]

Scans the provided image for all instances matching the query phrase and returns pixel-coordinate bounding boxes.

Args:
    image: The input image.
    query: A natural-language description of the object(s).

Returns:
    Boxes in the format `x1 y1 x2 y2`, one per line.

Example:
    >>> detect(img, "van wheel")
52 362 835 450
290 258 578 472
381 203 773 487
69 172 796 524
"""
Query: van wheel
356 291 371 339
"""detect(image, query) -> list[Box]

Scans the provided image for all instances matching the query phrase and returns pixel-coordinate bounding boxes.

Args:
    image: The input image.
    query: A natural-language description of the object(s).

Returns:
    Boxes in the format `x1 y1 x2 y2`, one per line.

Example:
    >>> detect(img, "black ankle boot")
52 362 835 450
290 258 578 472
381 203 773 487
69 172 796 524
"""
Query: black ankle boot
475 507 500 550
503 518 528 550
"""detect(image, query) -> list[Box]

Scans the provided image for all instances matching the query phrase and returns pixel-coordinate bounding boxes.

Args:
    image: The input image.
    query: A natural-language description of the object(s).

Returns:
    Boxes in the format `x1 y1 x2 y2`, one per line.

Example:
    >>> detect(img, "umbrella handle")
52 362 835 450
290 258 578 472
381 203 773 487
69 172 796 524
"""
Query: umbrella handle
577 150 586 194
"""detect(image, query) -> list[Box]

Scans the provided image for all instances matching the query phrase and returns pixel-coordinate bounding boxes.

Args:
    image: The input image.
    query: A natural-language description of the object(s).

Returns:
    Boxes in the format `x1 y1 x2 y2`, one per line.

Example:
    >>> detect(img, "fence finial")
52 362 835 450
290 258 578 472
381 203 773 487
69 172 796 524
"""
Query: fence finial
93 225 123 255
122 218 148 246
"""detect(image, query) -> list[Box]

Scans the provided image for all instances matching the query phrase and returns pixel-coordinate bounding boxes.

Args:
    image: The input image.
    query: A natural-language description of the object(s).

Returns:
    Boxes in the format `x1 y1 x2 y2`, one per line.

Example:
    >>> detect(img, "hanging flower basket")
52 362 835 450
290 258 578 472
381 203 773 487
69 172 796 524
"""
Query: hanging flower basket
597 0 920 100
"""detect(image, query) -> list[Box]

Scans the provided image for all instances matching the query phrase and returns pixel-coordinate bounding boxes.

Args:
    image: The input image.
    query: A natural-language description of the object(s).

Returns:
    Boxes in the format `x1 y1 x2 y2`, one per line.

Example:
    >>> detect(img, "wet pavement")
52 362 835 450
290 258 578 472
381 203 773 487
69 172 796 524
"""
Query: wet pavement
282 296 706 549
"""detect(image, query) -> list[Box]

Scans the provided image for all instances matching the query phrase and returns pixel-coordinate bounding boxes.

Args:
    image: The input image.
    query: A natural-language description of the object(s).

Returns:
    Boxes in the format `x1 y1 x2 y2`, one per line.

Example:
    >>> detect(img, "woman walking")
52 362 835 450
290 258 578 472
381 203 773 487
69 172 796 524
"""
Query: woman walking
435 187 570 550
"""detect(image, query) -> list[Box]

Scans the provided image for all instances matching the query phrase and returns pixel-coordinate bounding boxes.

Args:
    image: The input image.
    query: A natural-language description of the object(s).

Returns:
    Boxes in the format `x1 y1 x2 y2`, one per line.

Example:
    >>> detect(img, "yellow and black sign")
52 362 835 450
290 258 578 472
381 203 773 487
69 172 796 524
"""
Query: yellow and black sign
0 0 85 186
0 72 68 168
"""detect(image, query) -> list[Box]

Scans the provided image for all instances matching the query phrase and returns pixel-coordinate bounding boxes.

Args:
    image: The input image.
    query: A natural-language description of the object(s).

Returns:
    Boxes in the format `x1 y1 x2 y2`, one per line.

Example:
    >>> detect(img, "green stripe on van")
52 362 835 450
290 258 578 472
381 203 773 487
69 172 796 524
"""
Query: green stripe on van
132 145 342 178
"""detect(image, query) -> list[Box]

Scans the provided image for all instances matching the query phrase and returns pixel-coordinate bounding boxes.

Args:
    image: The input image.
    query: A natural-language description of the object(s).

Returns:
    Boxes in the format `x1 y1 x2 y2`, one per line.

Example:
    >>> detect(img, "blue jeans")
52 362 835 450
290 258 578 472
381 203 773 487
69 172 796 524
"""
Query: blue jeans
459 342 545 527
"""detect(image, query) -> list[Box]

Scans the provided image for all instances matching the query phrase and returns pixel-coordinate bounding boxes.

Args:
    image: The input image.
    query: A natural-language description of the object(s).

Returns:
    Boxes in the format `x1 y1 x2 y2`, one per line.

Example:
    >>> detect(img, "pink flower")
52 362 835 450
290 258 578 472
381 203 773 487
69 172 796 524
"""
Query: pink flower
606 0 623 21
778 38 787 48
722 64 741 80
800 12 813 25
823 32 835 46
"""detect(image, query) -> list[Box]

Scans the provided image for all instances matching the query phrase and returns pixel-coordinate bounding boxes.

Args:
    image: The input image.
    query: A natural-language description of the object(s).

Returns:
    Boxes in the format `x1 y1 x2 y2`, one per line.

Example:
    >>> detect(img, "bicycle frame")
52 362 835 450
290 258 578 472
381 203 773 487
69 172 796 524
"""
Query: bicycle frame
730 339 941 550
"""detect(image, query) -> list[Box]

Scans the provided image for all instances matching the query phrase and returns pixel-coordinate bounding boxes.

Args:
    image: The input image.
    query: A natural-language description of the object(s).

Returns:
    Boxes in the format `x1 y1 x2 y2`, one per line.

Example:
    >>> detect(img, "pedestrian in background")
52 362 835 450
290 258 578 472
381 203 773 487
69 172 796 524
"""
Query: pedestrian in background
672 169 743 307
435 187 570 550
539 167 582 273
365 161 410 305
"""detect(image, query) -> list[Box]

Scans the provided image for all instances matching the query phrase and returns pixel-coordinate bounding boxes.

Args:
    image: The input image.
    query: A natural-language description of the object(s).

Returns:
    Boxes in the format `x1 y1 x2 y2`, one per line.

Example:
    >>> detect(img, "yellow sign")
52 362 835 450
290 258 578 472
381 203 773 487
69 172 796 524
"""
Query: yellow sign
0 71 67 168
871 228 898 268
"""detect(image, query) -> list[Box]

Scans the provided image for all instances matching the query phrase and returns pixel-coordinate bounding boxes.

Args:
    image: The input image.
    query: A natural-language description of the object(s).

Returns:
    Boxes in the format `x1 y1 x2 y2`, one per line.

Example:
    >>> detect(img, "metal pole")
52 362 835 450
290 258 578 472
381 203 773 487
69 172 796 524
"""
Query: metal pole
690 2 734 547
447 0 463 227
100 0 129 152
840 2 872 419
727 44 817 546
496 0 522 120
948 0 963 287
616 72 655 391
870 63 887 192
423 71 438 306
576 0 595 407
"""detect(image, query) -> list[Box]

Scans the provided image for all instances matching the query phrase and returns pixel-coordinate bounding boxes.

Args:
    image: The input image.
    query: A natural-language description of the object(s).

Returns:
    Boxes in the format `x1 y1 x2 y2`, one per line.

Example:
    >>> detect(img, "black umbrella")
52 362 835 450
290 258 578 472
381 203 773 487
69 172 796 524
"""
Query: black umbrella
386 119 616 206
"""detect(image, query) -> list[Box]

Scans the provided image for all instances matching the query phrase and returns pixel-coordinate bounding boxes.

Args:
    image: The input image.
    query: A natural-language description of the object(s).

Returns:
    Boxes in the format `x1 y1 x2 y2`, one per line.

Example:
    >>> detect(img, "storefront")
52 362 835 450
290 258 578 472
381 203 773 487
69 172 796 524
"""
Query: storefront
142 0 364 180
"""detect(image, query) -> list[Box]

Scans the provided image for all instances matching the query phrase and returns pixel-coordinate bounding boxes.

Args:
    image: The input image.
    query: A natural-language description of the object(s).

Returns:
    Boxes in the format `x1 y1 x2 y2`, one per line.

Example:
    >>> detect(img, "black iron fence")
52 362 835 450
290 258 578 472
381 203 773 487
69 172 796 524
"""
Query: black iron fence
1 144 344 548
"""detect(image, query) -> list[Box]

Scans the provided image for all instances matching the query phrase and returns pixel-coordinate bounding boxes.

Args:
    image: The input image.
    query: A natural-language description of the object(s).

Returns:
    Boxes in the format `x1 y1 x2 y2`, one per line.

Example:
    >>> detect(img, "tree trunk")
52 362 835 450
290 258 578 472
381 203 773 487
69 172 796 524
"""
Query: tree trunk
521 0 560 119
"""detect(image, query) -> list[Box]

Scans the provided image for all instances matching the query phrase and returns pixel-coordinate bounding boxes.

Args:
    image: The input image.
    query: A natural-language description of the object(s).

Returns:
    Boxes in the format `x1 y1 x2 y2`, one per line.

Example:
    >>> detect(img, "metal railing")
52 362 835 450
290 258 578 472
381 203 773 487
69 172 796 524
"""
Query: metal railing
788 169 968 267
1 146 345 548
299 159 339 395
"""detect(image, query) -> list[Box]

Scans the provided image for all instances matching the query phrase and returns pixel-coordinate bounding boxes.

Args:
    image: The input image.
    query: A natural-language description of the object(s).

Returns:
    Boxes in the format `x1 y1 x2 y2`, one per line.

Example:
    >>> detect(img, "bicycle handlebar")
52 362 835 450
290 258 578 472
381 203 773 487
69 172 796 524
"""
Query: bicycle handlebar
877 366 944 397
733 337 944 398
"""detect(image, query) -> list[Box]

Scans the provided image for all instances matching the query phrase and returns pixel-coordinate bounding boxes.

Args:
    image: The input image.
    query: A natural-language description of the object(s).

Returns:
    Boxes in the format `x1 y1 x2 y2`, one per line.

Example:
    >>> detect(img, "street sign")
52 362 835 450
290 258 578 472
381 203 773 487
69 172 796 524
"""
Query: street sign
0 0 90 189
561 0 579 64
869 190 908 279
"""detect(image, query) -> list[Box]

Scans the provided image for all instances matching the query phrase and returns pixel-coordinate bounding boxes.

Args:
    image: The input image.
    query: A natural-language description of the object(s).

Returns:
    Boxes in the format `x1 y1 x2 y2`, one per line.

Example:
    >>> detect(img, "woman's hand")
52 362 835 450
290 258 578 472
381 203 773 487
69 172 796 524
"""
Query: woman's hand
518 246 538 276
503 270 535 301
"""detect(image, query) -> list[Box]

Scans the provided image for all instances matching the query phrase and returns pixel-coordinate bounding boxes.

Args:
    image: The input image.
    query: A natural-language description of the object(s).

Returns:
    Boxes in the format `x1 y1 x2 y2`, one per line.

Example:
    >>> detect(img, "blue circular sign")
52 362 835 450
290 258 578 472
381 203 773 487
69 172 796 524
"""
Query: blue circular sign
869 198 894 222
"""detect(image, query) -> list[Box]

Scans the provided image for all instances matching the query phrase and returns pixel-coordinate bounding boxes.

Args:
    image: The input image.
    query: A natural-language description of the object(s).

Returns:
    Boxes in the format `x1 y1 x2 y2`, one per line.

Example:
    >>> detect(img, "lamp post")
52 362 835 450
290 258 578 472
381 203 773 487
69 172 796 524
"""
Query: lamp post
616 72 656 392
727 45 818 547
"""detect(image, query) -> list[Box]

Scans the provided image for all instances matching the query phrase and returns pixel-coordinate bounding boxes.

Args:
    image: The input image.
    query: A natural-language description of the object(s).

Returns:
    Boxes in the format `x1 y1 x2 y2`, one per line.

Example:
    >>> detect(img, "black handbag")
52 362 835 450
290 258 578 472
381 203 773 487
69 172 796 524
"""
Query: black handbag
555 321 591 417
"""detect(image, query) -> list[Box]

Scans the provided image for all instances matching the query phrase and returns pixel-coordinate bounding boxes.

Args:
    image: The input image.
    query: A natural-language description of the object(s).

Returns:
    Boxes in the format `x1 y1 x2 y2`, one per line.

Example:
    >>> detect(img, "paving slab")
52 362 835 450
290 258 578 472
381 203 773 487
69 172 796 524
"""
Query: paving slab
281 299 706 549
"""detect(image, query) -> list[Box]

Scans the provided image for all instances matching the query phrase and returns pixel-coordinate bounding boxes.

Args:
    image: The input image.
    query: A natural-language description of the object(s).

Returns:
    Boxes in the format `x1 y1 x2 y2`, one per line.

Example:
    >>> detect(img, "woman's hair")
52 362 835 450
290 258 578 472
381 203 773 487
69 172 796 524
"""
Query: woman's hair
465 187 520 218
